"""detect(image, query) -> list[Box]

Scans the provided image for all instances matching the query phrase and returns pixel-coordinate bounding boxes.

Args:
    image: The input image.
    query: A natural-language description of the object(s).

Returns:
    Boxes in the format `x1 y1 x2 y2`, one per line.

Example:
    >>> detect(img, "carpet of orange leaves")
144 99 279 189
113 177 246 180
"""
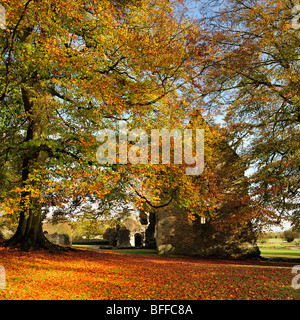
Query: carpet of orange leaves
0 247 299 300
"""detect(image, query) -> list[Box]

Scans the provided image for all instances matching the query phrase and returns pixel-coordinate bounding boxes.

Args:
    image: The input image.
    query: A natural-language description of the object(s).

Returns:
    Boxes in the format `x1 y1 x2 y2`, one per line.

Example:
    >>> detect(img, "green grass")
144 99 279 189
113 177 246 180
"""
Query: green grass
262 238 286 244
74 241 300 259
257 237 300 258
72 245 159 256
259 248 300 259
72 244 100 250
104 248 159 256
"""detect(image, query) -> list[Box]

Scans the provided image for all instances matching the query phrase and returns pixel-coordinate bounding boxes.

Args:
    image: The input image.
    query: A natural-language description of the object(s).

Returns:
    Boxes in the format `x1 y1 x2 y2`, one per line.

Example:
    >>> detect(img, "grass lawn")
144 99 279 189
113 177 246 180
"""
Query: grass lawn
259 249 300 259
0 246 299 300
74 243 300 259
257 238 300 259
73 245 159 256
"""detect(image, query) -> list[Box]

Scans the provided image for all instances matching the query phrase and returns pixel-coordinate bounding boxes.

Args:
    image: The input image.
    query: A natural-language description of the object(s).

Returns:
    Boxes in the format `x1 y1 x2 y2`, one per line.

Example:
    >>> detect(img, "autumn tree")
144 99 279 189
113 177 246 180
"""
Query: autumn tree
196 0 300 229
136 110 254 235
0 0 210 250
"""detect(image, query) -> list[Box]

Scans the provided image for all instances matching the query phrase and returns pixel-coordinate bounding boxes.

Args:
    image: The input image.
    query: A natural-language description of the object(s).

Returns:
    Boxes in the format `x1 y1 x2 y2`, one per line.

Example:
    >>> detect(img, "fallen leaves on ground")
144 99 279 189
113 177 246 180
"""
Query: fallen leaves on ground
0 247 299 300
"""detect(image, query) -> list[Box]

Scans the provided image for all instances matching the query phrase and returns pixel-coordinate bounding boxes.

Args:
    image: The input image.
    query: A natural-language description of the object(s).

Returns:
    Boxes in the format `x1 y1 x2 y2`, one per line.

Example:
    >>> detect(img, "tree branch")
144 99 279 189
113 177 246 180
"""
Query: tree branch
135 187 178 209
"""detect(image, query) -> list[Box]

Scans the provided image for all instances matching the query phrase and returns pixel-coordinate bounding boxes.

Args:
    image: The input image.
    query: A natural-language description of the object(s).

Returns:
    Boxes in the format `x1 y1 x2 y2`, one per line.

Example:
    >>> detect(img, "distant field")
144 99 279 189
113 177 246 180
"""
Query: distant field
257 238 300 259
259 238 286 244
259 249 300 259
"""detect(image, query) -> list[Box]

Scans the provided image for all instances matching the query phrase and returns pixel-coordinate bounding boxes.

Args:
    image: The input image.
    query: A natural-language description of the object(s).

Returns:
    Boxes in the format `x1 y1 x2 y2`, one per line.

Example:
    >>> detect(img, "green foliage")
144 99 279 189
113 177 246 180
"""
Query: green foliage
71 217 108 240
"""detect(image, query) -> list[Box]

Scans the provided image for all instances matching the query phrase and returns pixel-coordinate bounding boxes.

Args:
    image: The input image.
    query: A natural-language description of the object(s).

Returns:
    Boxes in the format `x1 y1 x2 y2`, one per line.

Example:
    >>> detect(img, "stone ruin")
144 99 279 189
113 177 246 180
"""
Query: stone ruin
43 222 72 246
141 203 260 259
140 175 260 258
44 231 72 246
104 217 147 248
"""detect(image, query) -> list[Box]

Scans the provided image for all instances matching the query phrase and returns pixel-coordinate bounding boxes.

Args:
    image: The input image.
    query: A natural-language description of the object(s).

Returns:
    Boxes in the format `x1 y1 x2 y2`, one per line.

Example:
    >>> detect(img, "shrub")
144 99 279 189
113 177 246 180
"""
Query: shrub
283 229 298 243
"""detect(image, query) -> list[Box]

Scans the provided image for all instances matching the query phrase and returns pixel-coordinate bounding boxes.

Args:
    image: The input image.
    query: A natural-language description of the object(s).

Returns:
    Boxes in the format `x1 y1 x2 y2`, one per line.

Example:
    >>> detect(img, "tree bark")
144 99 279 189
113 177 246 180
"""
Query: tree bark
5 88 59 251
6 205 51 251
5 153 53 250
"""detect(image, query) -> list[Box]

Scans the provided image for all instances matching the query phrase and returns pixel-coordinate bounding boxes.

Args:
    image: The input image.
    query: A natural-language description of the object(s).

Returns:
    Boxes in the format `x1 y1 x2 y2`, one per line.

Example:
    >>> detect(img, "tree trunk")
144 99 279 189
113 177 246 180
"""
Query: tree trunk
6 205 51 251
5 88 58 251
5 149 53 250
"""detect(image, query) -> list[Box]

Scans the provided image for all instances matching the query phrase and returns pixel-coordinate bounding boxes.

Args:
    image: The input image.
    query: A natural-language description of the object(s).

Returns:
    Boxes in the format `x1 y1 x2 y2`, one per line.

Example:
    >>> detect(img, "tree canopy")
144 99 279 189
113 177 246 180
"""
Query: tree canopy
0 0 299 250
196 0 300 228
0 0 214 249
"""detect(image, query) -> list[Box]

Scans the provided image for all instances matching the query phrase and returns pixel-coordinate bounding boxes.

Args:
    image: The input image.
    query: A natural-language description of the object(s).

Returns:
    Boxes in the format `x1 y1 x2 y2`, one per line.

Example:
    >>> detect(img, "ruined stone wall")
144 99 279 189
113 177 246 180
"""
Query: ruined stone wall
155 201 260 258
45 233 72 246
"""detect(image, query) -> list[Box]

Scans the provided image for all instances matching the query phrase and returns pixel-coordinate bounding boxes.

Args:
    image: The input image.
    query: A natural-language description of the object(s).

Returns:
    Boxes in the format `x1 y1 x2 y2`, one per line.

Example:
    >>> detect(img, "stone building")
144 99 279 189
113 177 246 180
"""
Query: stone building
141 164 260 258
144 202 259 258
43 222 72 246
105 217 147 248
44 232 72 246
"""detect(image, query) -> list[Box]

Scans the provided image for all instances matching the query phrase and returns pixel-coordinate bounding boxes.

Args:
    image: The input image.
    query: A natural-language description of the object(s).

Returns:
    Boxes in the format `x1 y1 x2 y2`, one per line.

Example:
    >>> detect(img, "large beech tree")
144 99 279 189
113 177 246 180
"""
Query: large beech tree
0 0 214 250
